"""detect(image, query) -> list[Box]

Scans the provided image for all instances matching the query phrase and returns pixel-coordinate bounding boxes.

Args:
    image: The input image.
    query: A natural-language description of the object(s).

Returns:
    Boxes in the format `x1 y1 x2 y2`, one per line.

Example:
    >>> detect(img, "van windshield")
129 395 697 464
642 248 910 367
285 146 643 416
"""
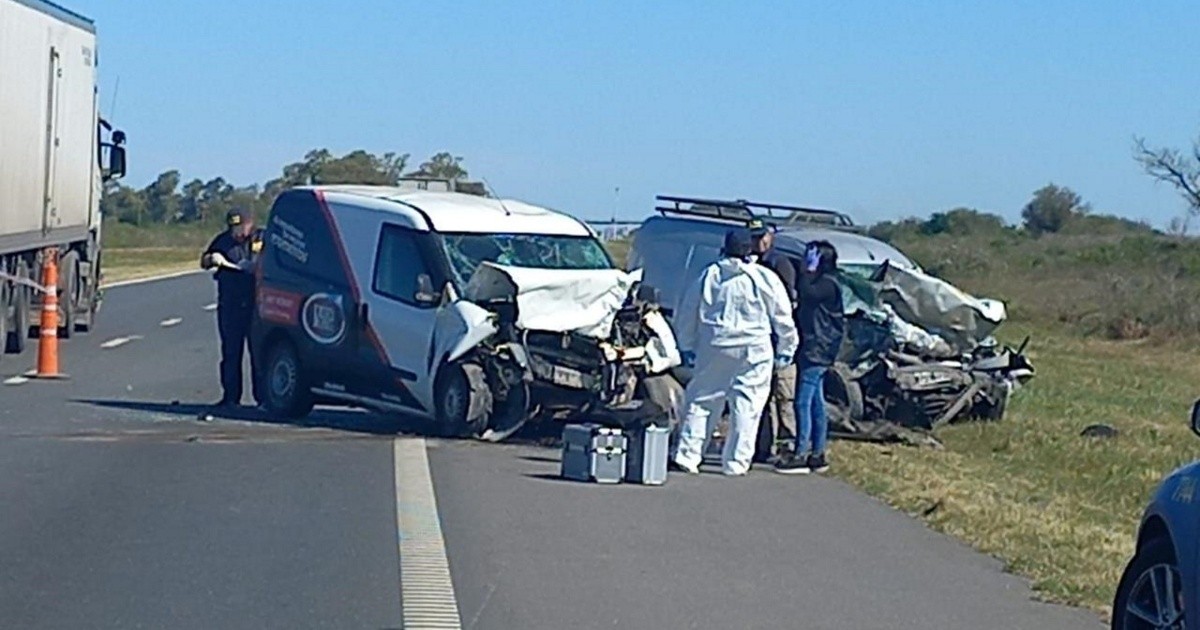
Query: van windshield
442 233 614 286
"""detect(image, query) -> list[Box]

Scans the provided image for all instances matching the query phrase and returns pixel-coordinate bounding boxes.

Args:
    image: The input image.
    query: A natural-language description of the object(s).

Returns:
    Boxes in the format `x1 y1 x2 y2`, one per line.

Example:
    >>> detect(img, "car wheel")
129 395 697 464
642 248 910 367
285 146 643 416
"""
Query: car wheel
824 363 864 424
263 341 314 418
1112 537 1185 629
434 362 491 438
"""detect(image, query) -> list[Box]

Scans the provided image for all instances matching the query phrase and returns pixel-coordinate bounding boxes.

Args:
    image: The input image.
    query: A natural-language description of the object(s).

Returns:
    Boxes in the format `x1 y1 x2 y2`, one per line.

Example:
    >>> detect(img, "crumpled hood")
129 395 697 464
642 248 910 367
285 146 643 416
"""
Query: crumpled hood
464 262 644 339
874 262 1006 351
840 261 1007 356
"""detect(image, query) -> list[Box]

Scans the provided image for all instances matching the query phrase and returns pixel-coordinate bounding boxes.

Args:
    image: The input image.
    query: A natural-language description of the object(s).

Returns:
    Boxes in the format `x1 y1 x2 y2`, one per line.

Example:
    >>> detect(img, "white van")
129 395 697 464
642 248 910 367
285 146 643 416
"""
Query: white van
250 186 682 441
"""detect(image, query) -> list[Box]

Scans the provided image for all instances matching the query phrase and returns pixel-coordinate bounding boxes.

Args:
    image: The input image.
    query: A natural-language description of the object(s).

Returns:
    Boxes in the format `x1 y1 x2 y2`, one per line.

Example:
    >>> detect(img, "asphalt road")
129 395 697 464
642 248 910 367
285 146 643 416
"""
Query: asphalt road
0 273 1104 629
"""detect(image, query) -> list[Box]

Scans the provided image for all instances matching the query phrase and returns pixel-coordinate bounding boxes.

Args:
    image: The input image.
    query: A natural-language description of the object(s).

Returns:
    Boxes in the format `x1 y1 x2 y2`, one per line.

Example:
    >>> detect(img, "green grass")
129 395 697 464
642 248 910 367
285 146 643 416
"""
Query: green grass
833 325 1200 615
102 247 200 284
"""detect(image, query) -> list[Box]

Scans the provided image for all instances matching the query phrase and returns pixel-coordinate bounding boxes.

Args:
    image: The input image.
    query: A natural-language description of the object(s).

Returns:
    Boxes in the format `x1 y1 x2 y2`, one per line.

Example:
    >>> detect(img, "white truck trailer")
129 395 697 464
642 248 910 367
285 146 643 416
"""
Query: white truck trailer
0 0 126 359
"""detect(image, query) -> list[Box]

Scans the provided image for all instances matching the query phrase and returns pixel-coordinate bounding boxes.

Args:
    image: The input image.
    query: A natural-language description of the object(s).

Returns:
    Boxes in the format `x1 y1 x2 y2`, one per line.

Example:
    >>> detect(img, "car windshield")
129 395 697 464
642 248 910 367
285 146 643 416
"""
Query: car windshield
442 233 614 286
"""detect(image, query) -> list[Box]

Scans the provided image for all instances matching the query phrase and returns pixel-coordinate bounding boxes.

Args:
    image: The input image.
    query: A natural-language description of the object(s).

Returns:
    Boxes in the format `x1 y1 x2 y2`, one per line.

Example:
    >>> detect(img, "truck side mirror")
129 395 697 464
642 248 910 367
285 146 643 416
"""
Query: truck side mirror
108 145 127 180
1191 399 1200 438
415 273 437 304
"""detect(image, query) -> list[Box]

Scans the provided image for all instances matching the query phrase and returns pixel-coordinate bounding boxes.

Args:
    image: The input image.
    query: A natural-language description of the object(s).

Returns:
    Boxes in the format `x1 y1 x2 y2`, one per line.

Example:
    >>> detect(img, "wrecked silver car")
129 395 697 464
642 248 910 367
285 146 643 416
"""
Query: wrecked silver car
627 195 1034 445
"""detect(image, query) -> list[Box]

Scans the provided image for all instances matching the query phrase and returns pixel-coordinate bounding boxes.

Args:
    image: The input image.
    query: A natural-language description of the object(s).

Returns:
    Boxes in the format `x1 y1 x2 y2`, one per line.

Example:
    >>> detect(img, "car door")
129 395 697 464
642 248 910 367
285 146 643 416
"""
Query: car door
357 223 443 415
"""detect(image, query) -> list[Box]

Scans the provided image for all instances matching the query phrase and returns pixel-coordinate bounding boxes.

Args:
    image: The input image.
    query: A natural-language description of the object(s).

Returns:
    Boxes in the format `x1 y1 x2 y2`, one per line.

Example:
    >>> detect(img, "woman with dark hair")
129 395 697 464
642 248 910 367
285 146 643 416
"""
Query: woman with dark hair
775 240 844 475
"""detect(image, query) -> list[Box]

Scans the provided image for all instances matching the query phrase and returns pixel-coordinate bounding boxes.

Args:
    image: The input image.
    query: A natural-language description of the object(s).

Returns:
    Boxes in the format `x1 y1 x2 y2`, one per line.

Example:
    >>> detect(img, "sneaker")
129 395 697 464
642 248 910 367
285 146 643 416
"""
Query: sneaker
669 459 700 475
807 453 830 474
773 453 811 475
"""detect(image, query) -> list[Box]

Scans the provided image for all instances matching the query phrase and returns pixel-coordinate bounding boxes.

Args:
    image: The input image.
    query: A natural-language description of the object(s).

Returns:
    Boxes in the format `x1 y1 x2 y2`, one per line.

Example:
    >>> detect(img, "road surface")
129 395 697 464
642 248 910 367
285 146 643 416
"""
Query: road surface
0 273 1102 629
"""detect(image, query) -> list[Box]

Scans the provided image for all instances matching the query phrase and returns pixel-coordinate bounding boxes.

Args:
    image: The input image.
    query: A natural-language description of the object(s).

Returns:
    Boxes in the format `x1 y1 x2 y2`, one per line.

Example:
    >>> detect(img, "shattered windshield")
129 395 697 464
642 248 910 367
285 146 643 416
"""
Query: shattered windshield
441 233 614 286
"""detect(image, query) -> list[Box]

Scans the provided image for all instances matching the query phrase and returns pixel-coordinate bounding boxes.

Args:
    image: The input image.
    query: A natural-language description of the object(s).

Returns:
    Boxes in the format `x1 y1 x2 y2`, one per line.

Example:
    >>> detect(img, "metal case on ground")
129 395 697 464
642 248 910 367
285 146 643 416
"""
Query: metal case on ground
561 423 627 484
625 423 670 485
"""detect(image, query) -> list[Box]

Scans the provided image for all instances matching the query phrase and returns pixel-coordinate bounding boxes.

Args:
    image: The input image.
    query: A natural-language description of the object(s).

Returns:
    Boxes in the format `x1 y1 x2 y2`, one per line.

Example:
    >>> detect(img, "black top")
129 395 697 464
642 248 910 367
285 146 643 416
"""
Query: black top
795 271 845 367
758 248 797 303
204 229 263 308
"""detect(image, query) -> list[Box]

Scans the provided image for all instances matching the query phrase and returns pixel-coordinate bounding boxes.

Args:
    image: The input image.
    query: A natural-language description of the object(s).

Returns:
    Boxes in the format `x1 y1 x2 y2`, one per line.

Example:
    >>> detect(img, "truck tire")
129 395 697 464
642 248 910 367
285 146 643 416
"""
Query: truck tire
5 279 29 355
262 341 314 419
58 251 79 340
0 281 8 362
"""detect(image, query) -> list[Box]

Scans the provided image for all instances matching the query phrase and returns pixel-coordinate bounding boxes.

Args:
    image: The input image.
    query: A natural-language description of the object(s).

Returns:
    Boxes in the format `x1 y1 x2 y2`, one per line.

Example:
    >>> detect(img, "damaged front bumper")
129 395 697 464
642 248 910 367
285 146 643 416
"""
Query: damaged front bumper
433 263 682 440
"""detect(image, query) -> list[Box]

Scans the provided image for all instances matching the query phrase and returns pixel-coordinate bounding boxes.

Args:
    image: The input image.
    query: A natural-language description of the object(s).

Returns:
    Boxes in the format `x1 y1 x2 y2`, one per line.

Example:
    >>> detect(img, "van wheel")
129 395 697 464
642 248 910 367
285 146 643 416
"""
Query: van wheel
640 373 684 430
263 341 314 418
434 363 491 438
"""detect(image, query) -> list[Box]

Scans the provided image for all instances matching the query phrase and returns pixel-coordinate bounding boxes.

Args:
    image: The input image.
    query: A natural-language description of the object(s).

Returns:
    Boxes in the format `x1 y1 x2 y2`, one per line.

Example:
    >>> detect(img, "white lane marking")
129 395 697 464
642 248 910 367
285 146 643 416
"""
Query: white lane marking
394 438 464 629
100 335 143 349
203 303 218 312
4 376 29 386
102 268 205 289
160 317 183 327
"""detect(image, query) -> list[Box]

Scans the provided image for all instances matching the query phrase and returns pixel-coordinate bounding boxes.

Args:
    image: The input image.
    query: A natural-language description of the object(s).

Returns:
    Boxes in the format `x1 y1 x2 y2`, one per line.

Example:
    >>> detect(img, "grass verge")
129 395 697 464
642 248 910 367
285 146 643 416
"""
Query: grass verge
102 247 201 285
832 324 1200 615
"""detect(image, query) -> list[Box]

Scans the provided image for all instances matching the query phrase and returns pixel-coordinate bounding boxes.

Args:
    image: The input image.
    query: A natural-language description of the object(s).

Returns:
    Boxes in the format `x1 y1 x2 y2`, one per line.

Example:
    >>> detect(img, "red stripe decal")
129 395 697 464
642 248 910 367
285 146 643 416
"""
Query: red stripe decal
313 190 390 365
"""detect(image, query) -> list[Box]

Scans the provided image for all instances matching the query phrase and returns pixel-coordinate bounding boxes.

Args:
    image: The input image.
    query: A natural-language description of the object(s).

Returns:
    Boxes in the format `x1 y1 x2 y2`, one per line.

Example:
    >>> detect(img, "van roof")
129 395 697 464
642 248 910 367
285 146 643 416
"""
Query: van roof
306 185 594 237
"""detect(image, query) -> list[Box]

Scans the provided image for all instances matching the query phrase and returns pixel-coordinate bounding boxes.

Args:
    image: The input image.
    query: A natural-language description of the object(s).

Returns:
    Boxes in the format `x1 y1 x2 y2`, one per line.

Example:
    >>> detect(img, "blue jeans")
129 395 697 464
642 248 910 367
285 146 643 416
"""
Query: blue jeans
794 365 828 457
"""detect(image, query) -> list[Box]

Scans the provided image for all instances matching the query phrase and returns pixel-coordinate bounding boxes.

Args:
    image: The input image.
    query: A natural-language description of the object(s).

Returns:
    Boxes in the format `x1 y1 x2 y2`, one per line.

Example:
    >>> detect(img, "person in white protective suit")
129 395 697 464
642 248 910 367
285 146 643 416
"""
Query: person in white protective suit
670 228 800 476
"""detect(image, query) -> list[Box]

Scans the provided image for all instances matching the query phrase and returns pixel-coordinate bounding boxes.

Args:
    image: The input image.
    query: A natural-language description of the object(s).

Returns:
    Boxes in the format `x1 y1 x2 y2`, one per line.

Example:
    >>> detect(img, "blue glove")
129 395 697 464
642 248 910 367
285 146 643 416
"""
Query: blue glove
680 351 696 368
804 246 821 273
773 355 793 370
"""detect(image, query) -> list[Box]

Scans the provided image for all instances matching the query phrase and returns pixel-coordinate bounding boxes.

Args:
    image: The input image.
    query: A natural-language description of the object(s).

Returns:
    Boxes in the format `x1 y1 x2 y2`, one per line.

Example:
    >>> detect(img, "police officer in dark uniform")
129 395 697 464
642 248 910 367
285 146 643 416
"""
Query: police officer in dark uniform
200 208 264 410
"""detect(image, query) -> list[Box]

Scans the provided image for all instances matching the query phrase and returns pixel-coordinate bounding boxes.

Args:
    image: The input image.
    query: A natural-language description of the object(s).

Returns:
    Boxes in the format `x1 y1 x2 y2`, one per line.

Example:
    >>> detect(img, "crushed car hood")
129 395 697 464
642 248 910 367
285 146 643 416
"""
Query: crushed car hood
840 261 1007 356
464 263 642 339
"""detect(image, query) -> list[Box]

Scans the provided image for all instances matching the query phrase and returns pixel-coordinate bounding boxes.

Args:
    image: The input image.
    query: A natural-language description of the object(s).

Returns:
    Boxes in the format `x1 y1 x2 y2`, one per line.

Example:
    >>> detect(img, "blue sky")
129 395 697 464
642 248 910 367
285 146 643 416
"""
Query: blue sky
70 0 1199 226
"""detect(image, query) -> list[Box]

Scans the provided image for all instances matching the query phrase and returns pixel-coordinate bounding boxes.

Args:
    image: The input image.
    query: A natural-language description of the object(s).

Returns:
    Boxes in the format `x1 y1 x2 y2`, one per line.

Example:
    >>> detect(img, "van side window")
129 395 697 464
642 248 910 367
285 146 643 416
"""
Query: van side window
373 225 434 306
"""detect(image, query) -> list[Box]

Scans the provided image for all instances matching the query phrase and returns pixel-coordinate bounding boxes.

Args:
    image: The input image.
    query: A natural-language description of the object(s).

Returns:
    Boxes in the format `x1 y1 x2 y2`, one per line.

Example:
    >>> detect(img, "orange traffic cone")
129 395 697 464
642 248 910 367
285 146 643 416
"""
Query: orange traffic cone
31 248 66 379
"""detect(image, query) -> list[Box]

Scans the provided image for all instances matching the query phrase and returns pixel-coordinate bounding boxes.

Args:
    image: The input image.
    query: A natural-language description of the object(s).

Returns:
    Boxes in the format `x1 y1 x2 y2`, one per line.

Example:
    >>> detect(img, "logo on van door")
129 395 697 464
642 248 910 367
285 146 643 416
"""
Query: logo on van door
301 293 347 346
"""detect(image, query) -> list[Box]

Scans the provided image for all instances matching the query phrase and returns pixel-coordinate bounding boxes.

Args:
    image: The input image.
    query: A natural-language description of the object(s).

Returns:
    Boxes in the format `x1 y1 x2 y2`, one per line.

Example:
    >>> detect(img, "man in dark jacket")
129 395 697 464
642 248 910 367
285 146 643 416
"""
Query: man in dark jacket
775 240 844 475
200 208 264 410
747 220 799 464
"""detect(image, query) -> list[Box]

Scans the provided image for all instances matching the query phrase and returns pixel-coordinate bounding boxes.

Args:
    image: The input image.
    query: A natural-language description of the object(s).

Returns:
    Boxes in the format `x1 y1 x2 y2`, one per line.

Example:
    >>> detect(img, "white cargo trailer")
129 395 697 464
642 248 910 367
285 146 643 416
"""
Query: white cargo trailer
0 0 126 358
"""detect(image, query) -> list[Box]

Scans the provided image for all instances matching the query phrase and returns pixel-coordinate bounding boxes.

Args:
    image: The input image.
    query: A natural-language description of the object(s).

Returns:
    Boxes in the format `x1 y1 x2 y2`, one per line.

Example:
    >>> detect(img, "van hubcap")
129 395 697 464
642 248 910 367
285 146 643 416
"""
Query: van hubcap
1125 563 1185 629
443 382 466 420
271 358 296 401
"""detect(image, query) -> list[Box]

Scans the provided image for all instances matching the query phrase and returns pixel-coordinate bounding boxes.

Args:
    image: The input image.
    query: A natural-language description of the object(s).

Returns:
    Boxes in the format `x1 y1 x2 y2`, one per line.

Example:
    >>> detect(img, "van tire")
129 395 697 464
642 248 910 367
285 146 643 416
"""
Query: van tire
434 362 491 438
262 340 314 419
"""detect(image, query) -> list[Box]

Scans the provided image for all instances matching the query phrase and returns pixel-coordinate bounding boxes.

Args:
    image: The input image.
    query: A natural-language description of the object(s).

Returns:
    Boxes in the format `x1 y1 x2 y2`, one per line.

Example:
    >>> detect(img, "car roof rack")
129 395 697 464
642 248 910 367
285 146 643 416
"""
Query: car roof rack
654 195 860 231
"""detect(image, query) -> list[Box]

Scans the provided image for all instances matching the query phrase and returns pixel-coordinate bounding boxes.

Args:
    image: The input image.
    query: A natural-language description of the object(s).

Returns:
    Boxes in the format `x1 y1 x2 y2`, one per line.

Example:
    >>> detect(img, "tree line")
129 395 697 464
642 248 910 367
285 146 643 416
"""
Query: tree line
101 149 473 226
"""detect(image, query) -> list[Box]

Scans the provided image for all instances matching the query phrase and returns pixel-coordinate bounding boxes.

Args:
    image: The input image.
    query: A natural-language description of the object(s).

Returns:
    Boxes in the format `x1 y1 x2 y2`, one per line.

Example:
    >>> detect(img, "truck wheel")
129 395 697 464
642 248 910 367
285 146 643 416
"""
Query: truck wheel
262 341 314 418
58 252 79 340
5 282 29 355
0 281 8 361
